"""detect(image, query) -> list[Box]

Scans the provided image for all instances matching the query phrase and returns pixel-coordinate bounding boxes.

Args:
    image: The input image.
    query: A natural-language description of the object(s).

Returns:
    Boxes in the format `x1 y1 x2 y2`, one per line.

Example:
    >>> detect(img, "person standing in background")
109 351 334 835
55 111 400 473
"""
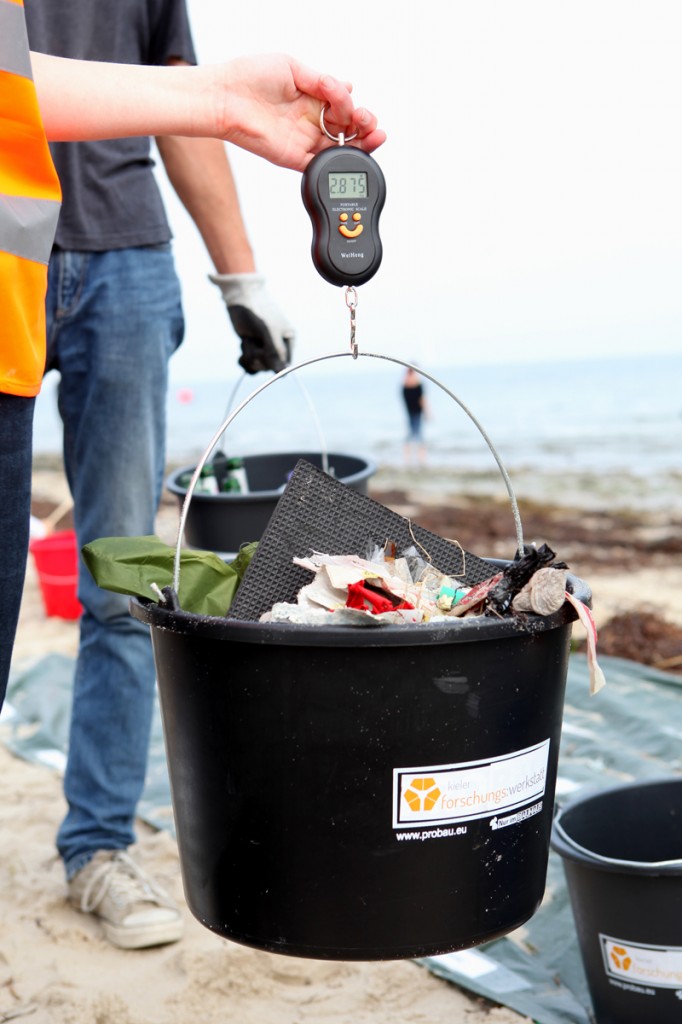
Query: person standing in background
22 0 383 951
402 366 428 466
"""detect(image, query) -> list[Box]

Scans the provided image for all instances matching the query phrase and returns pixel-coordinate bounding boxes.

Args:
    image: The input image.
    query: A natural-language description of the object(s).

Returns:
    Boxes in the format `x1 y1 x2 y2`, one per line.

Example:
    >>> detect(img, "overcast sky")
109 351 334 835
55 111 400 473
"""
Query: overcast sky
159 0 682 383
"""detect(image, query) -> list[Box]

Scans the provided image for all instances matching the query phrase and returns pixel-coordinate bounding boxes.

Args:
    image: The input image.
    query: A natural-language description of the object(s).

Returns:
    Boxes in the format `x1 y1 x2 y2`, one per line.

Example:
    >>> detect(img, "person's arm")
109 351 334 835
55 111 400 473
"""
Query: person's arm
156 134 255 273
157 132 294 372
156 50 291 371
154 58 256 275
30 52 385 170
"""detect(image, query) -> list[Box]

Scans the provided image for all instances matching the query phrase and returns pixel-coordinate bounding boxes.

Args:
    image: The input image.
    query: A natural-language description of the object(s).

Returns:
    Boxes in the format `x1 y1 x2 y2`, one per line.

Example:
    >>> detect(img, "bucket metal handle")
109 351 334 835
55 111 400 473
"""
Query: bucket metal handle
218 370 330 477
553 817 682 870
173 351 525 594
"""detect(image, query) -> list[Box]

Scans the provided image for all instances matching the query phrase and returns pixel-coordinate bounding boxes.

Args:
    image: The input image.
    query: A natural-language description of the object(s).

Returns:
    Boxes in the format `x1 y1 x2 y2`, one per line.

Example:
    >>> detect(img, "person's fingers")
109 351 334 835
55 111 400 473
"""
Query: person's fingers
290 62 350 112
318 99 386 152
352 126 387 153
317 74 357 133
288 59 384 148
349 106 386 148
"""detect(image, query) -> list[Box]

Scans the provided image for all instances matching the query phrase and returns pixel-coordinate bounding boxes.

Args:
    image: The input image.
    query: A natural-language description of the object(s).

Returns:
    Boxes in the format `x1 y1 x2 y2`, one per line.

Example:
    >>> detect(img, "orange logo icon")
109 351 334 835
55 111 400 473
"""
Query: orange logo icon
610 946 632 971
403 777 442 812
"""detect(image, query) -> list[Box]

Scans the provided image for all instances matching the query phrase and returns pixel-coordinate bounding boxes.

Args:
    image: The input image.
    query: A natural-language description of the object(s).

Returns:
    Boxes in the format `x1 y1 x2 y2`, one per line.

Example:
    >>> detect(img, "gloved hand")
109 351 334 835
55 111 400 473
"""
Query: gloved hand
209 272 295 374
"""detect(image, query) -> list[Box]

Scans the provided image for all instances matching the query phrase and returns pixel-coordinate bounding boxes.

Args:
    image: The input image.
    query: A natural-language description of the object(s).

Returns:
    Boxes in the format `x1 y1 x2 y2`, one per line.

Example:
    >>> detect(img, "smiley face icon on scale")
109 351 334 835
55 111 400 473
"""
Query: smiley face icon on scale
338 211 363 239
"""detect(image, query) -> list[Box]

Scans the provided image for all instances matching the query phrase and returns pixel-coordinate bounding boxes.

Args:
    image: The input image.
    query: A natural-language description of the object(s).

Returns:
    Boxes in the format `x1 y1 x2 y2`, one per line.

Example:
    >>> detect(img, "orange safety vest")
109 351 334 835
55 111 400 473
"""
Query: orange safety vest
0 0 61 397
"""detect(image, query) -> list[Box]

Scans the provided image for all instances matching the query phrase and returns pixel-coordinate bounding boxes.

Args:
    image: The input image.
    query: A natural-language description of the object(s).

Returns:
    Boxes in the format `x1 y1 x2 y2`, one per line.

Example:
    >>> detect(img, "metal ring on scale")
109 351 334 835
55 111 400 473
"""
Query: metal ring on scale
319 103 358 145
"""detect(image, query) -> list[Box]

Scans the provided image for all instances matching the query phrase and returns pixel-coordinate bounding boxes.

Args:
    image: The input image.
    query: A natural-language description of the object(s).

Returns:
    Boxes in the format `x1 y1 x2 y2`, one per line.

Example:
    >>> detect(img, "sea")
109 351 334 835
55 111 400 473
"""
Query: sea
33 351 682 513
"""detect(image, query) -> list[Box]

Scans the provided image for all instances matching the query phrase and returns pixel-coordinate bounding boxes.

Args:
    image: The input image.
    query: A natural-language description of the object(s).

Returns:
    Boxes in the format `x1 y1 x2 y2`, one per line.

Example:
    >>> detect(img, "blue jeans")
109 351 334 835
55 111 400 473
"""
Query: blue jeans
45 246 184 878
406 411 423 442
0 394 35 707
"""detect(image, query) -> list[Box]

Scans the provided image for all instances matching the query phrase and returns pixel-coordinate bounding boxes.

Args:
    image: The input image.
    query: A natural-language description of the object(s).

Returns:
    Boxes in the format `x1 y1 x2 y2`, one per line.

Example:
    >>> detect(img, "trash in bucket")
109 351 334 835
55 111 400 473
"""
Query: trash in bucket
166 450 376 553
29 529 82 620
256 536 567 626
228 460 502 621
551 778 682 1024
125 460 597 961
225 461 604 693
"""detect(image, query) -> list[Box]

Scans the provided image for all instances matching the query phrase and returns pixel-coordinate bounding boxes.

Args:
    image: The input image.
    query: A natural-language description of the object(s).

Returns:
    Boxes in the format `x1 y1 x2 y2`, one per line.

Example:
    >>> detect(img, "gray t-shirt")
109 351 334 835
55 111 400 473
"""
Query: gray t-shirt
25 0 197 251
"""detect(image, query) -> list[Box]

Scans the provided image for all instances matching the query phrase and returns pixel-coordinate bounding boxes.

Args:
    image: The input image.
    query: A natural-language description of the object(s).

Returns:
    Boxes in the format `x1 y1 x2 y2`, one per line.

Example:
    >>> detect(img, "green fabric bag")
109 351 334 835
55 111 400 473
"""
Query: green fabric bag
81 535 256 617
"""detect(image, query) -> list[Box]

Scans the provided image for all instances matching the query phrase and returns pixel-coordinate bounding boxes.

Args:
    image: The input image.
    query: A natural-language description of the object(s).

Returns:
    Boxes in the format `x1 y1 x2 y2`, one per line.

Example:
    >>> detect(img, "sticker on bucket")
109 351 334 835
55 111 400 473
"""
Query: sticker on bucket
393 739 550 830
601 935 682 992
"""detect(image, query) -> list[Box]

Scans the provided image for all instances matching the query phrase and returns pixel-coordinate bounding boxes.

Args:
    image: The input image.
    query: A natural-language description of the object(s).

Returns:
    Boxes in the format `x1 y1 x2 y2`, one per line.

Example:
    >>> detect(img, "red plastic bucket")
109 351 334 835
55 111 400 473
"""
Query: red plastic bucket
29 529 82 620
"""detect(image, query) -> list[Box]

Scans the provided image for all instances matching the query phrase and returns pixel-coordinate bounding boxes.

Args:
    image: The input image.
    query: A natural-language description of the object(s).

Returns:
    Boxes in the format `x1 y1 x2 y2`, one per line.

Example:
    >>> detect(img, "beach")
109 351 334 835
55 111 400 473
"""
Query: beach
2 458 681 1023
0 741 521 1024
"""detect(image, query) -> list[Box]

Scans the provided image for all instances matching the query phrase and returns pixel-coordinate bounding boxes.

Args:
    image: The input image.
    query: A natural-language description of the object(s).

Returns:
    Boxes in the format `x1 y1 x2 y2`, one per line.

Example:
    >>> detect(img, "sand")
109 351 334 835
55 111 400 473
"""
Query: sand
2 460 680 1023
0 750 520 1023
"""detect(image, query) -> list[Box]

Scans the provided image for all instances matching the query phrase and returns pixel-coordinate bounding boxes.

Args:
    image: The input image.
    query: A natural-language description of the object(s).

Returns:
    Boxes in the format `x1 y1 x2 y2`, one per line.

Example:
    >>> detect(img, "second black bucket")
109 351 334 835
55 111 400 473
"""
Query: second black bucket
131 573 589 961
552 778 682 1024
166 451 375 553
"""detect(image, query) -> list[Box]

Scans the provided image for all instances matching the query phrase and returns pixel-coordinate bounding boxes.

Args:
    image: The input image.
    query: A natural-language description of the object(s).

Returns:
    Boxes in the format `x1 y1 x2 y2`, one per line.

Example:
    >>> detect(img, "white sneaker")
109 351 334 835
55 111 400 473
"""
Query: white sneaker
68 850 184 949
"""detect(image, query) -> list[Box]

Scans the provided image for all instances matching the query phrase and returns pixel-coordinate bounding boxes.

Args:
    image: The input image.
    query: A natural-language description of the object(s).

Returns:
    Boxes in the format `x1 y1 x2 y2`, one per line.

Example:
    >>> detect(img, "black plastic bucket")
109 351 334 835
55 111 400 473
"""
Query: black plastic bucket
131 572 589 961
166 451 375 552
551 779 682 1024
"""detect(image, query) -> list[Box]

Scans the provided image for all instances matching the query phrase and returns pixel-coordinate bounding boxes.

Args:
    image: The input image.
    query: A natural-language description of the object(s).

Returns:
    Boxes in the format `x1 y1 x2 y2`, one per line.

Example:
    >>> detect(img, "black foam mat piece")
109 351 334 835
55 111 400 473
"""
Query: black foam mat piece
228 460 499 622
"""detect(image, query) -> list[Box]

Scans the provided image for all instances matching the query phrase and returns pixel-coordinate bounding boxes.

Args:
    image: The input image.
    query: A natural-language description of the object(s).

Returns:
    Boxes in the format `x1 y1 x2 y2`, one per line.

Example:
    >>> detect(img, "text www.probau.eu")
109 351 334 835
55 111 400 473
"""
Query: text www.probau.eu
396 826 468 841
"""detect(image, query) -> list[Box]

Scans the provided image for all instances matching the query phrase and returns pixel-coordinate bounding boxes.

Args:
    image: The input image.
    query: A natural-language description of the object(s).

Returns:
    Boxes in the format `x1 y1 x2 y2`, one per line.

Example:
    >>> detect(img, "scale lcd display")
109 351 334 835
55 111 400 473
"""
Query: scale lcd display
328 172 368 199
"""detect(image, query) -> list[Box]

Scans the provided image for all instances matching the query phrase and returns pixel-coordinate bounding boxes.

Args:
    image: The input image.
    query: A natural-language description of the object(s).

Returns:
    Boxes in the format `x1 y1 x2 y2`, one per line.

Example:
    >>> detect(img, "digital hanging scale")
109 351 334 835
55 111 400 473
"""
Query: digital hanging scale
302 131 386 287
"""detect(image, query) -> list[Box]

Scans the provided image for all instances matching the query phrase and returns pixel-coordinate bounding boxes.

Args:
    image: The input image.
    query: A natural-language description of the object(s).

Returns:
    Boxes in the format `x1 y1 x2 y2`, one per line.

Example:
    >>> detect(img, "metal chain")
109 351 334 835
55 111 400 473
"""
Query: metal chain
345 286 358 358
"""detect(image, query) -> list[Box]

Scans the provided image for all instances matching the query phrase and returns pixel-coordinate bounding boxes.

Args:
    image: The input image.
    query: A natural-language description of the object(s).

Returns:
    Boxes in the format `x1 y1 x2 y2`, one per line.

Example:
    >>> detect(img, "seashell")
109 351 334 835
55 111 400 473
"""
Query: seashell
512 567 567 616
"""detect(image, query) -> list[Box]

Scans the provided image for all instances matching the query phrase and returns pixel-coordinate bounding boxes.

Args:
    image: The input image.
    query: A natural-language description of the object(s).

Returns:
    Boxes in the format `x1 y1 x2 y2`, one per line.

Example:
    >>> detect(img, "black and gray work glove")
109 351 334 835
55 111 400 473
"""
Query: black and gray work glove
209 272 294 374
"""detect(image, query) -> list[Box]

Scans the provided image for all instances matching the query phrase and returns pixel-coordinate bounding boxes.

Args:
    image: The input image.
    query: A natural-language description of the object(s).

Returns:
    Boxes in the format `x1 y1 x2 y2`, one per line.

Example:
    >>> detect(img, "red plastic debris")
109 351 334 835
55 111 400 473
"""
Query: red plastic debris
346 580 415 615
